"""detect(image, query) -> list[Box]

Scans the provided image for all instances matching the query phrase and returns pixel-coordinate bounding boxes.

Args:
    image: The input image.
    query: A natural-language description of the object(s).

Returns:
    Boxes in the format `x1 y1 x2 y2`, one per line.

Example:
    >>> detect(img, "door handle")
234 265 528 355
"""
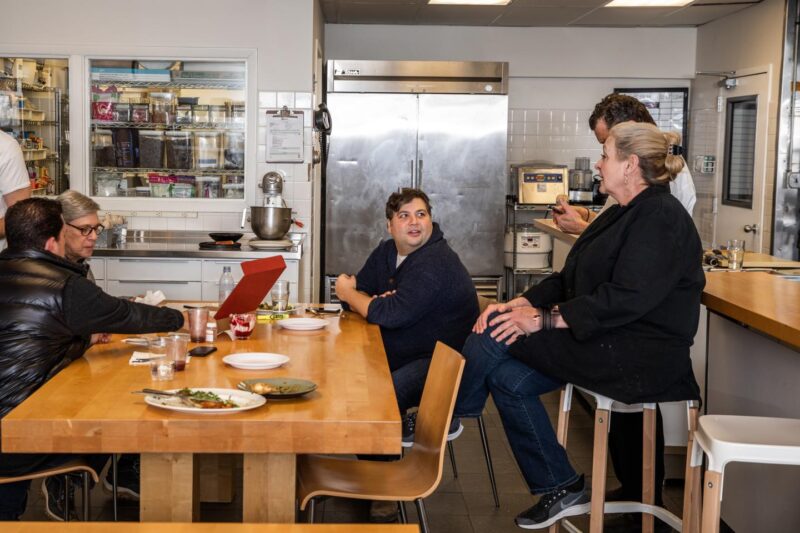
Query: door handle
410 160 415 188
743 224 758 234
417 159 424 190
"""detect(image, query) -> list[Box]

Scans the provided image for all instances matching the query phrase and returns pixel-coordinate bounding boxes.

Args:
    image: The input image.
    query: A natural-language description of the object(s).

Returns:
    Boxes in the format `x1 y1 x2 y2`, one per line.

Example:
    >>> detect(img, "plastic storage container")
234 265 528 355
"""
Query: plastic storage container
209 105 226 125
194 131 221 169
175 104 193 125
112 128 136 168
196 176 221 198
131 103 150 123
138 130 165 168
171 183 195 198
92 129 115 167
150 93 175 125
165 131 193 170
223 131 244 169
95 173 121 197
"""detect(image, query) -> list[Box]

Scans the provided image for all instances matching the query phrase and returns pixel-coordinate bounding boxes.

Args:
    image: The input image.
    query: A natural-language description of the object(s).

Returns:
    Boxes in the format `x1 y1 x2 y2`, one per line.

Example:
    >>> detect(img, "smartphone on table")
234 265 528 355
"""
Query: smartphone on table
188 346 217 357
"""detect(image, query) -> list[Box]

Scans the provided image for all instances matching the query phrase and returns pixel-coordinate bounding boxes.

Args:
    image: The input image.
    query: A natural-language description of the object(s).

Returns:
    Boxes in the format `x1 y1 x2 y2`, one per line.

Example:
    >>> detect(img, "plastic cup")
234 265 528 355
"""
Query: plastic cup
271 280 290 311
230 312 256 339
727 239 746 271
166 333 190 371
148 337 174 380
187 307 209 342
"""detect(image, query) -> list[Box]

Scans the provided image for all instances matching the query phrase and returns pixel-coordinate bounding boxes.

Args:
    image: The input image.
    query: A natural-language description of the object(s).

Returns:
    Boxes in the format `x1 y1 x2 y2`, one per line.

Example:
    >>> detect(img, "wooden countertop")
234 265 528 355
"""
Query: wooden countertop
702 272 800 350
533 218 579 244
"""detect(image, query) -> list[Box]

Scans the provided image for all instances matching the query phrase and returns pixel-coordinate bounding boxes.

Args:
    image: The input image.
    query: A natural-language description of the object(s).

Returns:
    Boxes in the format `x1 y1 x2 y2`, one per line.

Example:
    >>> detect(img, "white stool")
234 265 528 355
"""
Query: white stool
691 415 800 533
552 384 702 533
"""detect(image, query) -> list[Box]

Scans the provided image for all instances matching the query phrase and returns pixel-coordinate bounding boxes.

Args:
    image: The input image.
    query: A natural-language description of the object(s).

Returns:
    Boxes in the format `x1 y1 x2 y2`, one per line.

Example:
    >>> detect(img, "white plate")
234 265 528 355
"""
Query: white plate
276 318 329 331
248 239 293 250
144 388 266 414
223 352 290 370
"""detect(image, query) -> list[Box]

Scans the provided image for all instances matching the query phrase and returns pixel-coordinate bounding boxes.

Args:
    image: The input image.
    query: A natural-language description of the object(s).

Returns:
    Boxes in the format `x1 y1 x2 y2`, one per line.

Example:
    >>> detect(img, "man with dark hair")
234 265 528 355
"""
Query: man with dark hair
0 198 184 521
555 93 696 234
335 188 479 522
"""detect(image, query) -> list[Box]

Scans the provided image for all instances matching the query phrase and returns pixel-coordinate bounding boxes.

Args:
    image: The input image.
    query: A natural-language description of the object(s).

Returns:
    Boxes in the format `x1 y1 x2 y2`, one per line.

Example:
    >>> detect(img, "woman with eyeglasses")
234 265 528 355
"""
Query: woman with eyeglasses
57 190 104 282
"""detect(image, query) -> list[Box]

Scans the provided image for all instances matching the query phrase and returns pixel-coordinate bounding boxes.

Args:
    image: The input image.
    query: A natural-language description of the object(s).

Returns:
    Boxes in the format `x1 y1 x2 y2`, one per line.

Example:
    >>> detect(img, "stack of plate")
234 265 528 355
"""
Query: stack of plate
248 239 293 250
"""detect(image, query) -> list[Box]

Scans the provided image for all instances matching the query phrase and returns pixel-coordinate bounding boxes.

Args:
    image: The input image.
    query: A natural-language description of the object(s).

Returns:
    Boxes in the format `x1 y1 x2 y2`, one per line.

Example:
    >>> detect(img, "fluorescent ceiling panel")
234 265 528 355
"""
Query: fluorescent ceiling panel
605 0 693 6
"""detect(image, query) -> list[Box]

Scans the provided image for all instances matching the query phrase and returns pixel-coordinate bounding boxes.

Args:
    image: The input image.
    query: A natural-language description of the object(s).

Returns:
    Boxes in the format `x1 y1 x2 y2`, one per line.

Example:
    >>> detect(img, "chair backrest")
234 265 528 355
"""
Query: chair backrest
404 341 465 497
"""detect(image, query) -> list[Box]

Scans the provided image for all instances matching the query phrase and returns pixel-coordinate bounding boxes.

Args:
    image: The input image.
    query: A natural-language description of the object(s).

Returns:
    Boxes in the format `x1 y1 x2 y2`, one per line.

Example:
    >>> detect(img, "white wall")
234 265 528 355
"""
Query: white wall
325 24 695 170
691 0 786 251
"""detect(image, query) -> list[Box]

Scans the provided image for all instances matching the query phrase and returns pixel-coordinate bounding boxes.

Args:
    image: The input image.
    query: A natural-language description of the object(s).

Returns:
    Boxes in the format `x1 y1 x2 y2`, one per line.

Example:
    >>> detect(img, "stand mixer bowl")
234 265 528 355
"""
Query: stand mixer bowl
250 206 292 240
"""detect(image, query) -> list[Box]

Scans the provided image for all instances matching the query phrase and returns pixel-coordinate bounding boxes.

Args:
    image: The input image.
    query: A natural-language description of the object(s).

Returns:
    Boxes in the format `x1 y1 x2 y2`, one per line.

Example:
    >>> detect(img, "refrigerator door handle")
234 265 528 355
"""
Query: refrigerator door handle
410 159 416 189
417 158 424 190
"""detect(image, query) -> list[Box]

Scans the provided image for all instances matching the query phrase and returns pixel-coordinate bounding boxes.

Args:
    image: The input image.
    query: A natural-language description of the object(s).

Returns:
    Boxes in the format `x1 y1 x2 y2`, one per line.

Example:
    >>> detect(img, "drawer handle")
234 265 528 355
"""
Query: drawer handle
116 280 191 285
117 259 191 264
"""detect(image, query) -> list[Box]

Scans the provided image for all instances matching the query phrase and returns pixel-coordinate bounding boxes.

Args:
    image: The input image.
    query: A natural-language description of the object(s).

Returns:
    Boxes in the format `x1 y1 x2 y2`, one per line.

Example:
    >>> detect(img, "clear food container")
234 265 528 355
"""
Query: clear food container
171 183 195 198
138 130 165 169
165 131 193 170
192 104 209 124
194 131 221 169
209 105 226 125
95 173 121 197
196 176 221 198
222 183 244 199
175 104 193 125
150 92 175 125
131 103 150 123
92 129 115 167
223 131 244 170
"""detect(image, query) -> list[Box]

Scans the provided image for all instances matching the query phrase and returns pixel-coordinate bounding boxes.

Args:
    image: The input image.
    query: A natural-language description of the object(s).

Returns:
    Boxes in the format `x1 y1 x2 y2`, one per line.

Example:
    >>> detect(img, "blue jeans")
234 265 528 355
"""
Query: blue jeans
392 357 431 414
454 323 579 494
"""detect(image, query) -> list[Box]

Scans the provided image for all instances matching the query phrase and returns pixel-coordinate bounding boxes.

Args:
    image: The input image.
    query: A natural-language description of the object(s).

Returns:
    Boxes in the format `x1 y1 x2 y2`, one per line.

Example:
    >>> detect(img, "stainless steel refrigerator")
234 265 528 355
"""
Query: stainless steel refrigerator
323 60 509 301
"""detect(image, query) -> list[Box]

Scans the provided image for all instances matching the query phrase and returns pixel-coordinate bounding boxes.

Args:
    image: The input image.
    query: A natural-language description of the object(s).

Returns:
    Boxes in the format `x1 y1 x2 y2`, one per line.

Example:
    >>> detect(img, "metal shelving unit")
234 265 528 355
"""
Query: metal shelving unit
90 120 244 131
90 79 244 90
93 166 243 176
504 195 553 301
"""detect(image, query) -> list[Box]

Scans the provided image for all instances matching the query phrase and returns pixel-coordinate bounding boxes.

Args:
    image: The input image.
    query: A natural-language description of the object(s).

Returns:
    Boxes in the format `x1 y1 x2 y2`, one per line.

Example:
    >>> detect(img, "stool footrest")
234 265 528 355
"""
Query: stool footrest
603 502 682 531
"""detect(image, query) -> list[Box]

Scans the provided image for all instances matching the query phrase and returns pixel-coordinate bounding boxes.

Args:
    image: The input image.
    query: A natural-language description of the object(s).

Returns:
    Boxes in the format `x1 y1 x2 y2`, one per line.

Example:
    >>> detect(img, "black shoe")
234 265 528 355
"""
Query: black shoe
401 413 463 448
369 500 399 523
41 476 78 521
103 455 140 501
515 475 590 529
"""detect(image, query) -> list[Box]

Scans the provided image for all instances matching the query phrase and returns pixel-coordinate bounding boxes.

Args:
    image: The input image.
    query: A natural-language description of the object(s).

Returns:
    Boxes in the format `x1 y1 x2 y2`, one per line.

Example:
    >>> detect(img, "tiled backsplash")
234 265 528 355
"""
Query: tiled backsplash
507 108 602 169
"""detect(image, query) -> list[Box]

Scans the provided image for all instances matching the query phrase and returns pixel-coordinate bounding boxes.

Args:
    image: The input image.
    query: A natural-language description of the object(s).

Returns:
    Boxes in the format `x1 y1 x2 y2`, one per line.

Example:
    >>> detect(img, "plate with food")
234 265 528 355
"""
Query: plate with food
143 388 266 414
222 352 290 370
238 378 317 399
276 318 328 331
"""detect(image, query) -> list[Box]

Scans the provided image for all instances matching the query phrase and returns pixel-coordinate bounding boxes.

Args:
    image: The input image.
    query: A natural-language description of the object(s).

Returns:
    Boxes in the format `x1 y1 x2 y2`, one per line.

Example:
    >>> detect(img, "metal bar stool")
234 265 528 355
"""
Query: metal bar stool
691 415 800 533
550 384 702 533
446 414 500 507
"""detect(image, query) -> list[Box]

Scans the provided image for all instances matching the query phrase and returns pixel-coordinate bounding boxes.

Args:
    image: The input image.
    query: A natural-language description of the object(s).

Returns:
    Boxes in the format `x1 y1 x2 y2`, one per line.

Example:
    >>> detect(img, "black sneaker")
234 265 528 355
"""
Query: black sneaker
401 414 463 448
515 475 590 529
41 476 78 521
103 455 140 501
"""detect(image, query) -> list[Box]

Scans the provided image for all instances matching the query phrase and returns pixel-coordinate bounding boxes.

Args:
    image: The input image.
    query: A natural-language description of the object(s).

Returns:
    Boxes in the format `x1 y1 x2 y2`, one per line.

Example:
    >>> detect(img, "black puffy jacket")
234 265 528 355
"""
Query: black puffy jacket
0 248 183 420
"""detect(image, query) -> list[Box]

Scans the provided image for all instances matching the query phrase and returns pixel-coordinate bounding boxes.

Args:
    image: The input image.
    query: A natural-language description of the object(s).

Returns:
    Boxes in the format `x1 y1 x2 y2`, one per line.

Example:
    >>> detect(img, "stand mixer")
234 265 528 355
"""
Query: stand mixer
242 171 302 240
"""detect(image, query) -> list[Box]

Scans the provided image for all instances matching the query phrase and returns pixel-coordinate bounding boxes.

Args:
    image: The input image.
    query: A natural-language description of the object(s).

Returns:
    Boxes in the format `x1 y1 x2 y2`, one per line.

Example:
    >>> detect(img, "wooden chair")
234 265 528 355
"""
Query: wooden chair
550 384 702 533
0 459 100 521
297 342 465 533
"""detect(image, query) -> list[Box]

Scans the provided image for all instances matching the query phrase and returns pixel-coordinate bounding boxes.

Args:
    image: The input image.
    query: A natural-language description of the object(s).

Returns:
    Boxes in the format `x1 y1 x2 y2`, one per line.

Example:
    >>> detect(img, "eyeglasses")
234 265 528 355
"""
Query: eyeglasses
66 222 105 236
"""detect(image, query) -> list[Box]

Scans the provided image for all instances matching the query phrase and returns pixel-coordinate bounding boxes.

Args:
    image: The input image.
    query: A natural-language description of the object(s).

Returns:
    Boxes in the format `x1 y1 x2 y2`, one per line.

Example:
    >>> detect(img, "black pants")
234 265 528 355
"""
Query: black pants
608 408 665 506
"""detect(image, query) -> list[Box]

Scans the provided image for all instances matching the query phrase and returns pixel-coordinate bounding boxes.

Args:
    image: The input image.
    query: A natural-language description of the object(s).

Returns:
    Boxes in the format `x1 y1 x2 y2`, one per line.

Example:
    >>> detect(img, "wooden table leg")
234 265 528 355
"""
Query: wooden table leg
243 453 297 523
140 453 199 522
199 454 235 503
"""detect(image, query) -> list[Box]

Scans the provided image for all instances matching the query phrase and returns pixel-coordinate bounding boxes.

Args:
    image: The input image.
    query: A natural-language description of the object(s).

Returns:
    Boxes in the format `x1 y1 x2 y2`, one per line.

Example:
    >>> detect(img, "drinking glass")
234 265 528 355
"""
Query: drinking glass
230 312 256 339
165 333 190 371
187 307 209 342
727 239 746 271
148 337 175 381
271 280 290 311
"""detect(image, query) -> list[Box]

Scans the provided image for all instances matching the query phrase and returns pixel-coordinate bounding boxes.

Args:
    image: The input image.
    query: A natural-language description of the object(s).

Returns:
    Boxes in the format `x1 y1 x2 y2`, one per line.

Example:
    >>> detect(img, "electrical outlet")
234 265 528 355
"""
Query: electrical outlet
788 172 800 189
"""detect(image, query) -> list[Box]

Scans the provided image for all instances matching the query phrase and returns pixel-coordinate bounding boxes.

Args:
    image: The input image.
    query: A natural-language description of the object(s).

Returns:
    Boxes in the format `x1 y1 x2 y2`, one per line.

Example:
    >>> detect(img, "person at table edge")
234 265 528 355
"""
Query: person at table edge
0 198 183 521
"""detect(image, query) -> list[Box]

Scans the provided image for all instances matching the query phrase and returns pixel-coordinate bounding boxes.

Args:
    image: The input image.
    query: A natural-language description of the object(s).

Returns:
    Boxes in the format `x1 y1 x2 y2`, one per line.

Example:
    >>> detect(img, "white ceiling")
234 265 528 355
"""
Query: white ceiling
321 0 760 27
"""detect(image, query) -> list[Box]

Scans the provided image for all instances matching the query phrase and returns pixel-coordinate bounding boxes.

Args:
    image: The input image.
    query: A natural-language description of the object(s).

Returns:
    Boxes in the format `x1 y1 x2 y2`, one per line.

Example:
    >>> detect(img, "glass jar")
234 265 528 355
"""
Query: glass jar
192 104 209 124
165 131 193 170
223 131 245 169
92 129 115 167
209 105 226 125
131 103 150 123
230 103 245 127
138 130 165 169
194 131 221 169
175 104 193 125
150 92 175 125
95 173 121 197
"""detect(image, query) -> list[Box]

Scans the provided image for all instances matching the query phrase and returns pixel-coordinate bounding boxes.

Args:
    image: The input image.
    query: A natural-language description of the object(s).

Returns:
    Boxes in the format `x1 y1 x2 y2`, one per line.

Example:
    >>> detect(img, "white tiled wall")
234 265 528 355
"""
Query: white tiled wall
125 90 317 302
507 107 602 169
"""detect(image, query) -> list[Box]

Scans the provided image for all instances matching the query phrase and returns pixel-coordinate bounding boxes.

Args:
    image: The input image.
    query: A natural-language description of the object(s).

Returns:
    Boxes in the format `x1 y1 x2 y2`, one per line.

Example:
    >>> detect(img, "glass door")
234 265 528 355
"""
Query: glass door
88 58 246 201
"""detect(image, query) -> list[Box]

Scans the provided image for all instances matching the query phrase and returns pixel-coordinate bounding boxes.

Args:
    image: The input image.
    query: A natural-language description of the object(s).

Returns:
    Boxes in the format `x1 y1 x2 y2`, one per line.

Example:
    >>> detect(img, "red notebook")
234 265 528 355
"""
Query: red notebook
214 256 286 320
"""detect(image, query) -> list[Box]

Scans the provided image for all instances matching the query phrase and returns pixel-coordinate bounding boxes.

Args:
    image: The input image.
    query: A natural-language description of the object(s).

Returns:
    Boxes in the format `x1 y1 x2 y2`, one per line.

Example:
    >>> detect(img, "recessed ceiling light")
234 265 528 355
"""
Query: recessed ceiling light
605 0 694 6
428 0 512 5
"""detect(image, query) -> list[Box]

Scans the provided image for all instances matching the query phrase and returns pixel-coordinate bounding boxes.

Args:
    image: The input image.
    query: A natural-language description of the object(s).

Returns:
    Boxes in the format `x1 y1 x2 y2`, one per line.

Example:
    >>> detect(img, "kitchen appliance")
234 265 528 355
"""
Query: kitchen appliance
323 60 509 299
504 225 552 269
593 175 609 206
241 171 297 240
511 162 568 205
568 157 594 204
